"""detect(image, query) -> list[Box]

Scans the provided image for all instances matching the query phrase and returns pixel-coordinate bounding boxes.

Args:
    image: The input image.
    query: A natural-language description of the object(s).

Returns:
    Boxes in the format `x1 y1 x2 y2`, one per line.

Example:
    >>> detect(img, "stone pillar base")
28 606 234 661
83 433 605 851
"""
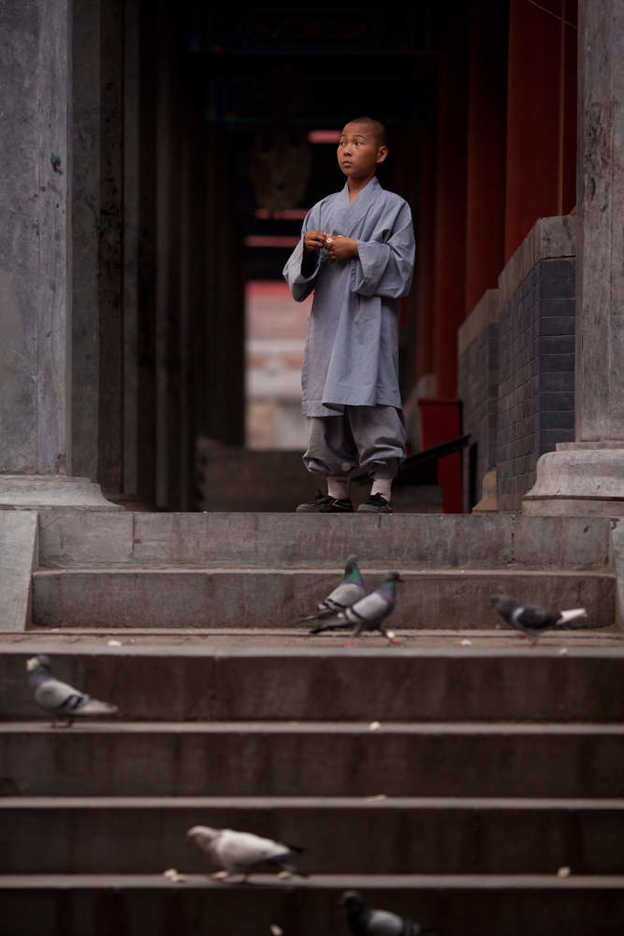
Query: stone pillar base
522 444 624 517
473 469 498 512
0 475 122 509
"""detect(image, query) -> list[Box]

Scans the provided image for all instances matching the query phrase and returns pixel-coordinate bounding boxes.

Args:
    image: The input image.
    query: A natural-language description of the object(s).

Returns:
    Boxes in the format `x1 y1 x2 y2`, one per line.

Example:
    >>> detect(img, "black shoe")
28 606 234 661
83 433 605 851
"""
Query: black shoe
357 492 392 513
296 491 353 513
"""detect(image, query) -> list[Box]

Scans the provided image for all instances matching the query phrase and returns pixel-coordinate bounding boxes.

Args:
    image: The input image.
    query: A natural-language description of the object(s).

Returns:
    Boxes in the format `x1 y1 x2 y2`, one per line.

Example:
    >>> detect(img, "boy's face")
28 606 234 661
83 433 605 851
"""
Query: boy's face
337 122 387 181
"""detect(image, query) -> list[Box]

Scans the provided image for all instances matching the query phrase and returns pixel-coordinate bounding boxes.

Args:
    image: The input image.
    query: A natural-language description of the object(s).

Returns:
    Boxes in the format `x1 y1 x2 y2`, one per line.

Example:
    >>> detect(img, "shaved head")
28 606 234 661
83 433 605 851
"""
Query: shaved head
344 117 387 147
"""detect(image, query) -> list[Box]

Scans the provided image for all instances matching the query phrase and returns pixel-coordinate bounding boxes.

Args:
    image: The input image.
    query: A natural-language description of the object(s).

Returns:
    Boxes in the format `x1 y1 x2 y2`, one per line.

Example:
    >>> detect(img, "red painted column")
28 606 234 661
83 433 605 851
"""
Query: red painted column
432 12 469 401
505 0 575 259
562 0 578 213
388 121 428 404
464 0 508 315
415 127 436 384
424 12 468 512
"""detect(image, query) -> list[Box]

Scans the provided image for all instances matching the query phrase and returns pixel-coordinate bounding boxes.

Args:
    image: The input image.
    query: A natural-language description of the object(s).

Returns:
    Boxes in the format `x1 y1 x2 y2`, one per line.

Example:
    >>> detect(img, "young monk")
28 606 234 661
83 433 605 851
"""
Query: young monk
283 117 415 513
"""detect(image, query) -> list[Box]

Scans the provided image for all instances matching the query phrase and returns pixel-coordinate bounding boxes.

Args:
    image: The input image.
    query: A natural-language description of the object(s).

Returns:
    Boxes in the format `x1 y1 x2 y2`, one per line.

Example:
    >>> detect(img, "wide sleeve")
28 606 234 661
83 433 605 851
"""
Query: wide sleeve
351 202 415 299
282 205 322 302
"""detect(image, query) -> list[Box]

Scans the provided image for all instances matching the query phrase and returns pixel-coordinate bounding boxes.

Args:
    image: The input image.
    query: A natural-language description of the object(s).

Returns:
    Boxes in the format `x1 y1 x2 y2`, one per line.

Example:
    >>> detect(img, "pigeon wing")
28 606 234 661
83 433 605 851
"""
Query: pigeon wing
216 830 291 871
34 678 89 714
322 580 366 613
515 604 558 631
345 589 390 624
366 908 405 935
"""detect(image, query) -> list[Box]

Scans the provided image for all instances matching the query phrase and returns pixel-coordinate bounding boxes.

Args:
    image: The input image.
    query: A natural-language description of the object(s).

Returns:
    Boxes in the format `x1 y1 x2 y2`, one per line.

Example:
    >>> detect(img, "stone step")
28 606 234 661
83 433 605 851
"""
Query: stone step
2 873 624 936
3 722 624 798
37 511 611 570
3 643 624 722
30 568 615 630
3 796 624 876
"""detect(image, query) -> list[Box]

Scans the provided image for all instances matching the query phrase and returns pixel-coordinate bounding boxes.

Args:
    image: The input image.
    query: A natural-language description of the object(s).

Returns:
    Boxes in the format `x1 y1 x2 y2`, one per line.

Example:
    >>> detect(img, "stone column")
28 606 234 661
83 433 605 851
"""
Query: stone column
0 0 114 507
523 0 624 517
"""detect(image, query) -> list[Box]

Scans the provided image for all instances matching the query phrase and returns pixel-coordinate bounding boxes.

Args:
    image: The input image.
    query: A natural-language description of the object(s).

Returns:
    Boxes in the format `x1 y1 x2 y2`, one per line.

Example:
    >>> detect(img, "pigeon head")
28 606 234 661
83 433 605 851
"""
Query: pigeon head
381 571 403 587
186 825 219 844
26 654 51 673
340 890 366 909
344 554 362 584
490 594 517 618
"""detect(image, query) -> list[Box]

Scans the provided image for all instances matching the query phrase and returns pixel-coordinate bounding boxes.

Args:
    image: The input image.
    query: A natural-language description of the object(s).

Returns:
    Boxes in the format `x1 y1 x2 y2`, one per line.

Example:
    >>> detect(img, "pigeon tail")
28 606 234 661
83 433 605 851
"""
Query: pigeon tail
299 609 333 623
282 842 304 855
309 619 349 635
75 699 119 716
556 608 588 626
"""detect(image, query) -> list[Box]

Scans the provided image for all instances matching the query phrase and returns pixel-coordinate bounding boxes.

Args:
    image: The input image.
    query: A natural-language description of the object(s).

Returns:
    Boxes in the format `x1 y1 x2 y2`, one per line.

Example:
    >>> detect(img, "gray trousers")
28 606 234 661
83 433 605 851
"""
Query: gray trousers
303 405 406 480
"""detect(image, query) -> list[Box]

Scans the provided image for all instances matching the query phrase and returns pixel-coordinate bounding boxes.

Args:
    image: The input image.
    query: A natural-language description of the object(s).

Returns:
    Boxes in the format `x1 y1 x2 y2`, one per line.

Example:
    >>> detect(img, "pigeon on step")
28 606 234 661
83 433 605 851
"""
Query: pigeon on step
310 571 403 644
341 890 436 936
186 826 305 882
299 554 365 622
25 654 118 727
490 594 588 645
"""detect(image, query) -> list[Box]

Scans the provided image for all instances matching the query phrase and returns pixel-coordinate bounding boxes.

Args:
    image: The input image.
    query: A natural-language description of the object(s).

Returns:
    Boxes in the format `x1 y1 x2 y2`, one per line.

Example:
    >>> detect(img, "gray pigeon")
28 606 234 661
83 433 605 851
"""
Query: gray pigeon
310 571 402 644
490 594 588 645
341 890 436 936
26 654 118 726
299 554 365 622
186 825 305 882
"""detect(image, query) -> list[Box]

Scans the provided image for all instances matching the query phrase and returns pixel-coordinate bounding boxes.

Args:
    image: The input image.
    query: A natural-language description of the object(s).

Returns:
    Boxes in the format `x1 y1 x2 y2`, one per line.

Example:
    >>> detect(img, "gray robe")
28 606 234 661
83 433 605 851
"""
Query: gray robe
283 176 415 417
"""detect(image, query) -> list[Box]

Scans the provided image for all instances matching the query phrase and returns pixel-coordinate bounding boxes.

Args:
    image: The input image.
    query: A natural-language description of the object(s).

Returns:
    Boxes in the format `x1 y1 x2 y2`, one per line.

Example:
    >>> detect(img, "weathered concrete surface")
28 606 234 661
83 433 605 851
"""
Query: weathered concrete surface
0 512 37 630
0 476 121 508
71 0 101 483
575 1 624 443
3 796 624 875
3 722 624 797
2 874 624 936
30 568 615 630
523 447 624 517
3 644 624 723
36 511 612 569
0 0 71 475
523 3 624 517
611 520 624 627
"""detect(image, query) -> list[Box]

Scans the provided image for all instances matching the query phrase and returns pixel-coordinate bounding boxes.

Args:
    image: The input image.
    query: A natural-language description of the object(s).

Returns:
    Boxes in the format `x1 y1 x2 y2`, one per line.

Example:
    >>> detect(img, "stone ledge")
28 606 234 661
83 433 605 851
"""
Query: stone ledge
0 476 121 509
498 216 577 304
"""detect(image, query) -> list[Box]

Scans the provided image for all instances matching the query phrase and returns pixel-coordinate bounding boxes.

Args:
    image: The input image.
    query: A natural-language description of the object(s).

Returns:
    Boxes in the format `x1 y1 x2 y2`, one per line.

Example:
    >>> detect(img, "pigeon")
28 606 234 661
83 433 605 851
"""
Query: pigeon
490 594 588 645
25 654 118 727
310 571 403 644
186 825 306 882
341 890 436 936
299 554 365 622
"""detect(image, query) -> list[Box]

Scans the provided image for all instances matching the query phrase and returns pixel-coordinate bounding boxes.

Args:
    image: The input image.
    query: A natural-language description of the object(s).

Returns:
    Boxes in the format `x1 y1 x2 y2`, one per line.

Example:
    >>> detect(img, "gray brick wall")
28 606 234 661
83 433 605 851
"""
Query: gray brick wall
458 321 498 505
496 258 575 510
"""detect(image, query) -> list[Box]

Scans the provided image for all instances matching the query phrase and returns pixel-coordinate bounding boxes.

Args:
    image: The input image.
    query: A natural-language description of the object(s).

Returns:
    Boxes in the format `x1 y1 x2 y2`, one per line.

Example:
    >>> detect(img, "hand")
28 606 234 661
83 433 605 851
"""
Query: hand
325 235 358 261
303 230 327 252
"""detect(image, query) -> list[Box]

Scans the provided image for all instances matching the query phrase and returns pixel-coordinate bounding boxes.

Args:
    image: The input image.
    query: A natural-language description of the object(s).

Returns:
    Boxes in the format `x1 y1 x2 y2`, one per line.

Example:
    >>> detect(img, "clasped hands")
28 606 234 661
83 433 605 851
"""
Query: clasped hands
303 230 358 261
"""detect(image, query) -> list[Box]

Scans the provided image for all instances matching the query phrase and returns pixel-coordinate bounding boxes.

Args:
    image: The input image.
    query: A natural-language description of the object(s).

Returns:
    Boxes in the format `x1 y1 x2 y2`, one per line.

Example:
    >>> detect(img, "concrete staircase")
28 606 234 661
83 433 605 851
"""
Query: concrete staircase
1 511 624 934
29 511 615 629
